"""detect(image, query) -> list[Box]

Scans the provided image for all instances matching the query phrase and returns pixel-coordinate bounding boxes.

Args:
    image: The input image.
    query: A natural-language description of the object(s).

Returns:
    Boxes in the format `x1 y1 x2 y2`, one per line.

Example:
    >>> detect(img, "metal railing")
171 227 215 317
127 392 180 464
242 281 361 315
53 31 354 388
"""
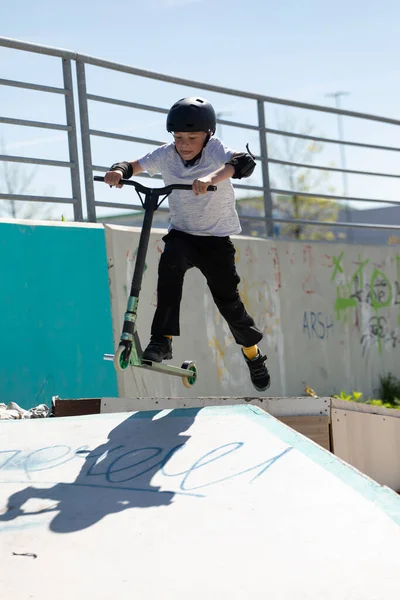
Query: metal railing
1 35 400 241
0 43 83 221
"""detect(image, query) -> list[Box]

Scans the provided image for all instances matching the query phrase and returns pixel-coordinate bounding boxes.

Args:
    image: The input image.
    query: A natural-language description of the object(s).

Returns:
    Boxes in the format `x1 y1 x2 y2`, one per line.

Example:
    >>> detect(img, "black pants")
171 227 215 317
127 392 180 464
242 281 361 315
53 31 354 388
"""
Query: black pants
151 229 263 347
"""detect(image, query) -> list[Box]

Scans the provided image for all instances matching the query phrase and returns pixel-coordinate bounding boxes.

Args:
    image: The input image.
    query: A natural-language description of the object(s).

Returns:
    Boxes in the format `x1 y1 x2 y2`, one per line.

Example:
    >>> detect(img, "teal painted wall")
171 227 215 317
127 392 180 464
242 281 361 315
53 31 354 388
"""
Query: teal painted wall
0 223 118 410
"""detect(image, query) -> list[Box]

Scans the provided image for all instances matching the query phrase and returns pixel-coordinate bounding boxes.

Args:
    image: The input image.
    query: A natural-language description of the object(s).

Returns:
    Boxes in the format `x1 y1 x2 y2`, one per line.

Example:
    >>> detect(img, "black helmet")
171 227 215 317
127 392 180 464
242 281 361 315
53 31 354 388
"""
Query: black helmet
166 97 216 134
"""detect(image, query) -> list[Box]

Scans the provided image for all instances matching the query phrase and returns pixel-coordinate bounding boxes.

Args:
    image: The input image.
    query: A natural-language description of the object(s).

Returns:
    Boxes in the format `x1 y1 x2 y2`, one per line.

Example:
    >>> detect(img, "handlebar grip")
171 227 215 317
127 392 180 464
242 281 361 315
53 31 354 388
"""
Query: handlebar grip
94 175 136 187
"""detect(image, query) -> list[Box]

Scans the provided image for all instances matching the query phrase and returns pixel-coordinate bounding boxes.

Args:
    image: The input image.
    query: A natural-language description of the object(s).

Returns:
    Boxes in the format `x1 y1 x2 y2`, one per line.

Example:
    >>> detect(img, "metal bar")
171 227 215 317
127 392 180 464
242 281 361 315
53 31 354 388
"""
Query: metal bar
0 78 67 95
233 183 267 192
94 164 263 192
87 94 168 114
93 165 163 181
93 165 115 173
95 195 263 210
2 37 400 125
0 154 73 167
265 127 400 152
95 202 400 233
0 193 76 204
238 214 400 231
90 129 164 146
76 61 96 222
257 100 274 237
267 217 400 231
0 36 76 59
330 93 352 241
216 118 259 131
271 188 400 206
93 166 263 192
267 158 400 179
2 36 400 240
80 53 400 126
0 116 70 131
95 201 147 211
63 58 83 221
87 95 259 132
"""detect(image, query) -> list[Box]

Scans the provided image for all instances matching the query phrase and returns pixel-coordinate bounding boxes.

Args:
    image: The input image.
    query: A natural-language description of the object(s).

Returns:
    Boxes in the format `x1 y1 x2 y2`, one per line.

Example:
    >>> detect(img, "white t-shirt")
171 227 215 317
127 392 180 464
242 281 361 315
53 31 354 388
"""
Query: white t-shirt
138 136 242 237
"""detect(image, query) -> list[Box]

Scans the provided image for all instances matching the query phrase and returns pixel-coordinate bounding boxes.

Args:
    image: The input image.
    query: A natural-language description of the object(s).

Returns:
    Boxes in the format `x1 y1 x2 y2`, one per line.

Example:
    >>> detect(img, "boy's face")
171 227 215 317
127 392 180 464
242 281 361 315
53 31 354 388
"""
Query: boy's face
173 131 208 161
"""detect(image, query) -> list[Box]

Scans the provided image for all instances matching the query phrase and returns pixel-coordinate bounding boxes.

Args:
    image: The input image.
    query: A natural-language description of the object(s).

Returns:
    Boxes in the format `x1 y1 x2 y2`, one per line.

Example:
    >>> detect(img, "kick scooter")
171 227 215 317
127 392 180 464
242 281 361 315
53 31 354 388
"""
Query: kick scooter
94 176 216 388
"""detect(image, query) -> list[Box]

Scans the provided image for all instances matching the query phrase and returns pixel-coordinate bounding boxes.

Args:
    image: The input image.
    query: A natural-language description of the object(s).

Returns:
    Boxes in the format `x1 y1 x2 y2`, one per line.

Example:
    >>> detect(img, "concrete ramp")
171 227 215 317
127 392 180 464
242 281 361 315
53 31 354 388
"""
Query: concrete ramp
1 405 399 599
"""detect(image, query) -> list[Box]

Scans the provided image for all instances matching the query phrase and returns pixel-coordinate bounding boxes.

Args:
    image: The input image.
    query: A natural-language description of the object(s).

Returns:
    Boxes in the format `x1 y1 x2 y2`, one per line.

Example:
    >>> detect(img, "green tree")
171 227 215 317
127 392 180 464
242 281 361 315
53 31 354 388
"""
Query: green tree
236 193 339 240
270 113 339 240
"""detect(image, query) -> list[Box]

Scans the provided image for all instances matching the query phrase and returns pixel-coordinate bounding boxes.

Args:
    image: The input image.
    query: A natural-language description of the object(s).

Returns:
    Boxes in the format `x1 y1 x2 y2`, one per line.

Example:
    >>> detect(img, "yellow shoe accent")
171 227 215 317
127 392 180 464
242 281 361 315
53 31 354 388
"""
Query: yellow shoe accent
242 345 258 360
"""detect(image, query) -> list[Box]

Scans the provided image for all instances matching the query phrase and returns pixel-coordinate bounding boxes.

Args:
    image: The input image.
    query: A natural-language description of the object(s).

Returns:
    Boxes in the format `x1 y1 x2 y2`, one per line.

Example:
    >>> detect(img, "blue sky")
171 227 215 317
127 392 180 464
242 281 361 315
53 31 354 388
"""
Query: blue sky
1 0 400 219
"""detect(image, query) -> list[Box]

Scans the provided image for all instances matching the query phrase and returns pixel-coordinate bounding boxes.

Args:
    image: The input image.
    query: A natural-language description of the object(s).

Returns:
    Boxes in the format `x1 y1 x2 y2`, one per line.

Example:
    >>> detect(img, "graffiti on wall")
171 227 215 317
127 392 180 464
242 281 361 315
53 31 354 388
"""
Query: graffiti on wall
303 311 334 340
330 252 400 356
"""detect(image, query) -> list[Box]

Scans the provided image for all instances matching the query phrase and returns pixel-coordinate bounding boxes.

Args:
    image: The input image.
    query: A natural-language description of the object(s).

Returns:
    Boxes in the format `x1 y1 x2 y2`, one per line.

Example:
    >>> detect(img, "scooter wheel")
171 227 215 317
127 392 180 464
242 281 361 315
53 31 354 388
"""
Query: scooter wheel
114 345 130 372
181 361 197 388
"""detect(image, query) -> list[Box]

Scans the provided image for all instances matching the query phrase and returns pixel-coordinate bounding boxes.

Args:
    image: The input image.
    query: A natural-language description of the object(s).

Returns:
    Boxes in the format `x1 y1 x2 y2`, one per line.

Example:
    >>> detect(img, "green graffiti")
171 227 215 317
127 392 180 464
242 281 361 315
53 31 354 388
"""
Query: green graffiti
352 256 370 288
369 268 393 353
370 269 392 309
332 255 370 320
330 254 399 355
331 252 344 281
334 290 357 321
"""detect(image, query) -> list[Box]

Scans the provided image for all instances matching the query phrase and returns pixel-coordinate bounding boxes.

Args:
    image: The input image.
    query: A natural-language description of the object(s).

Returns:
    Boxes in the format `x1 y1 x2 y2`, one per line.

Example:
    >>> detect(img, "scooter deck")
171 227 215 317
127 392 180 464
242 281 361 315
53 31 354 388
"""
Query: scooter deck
103 354 195 379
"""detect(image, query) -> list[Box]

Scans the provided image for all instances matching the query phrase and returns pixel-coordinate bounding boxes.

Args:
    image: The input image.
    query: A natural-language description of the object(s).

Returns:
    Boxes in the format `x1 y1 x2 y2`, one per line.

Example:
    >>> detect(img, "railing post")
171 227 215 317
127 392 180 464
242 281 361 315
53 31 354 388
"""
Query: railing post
257 99 274 237
62 58 83 221
76 60 96 222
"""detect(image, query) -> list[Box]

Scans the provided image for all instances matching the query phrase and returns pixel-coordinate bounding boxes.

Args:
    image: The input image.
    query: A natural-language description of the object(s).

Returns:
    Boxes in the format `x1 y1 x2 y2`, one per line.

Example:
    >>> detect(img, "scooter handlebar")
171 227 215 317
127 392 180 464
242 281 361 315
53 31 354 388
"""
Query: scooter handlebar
94 176 217 194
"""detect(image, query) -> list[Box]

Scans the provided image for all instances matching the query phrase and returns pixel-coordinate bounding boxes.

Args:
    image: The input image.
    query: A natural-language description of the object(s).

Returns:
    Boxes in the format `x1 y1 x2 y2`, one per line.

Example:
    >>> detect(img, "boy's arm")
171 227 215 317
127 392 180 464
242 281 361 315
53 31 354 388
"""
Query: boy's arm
104 160 143 188
193 147 256 195
192 164 234 195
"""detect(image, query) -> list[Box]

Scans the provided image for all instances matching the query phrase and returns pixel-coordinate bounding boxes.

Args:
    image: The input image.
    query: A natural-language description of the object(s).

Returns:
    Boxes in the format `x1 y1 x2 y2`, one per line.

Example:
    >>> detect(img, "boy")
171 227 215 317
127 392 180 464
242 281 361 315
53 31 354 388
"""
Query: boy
104 96 270 392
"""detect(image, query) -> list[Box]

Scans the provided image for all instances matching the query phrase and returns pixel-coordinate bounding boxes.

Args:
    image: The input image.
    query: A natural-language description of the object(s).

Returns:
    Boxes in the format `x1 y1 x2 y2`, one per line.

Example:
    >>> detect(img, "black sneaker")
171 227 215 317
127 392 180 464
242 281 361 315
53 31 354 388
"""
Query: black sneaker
242 349 271 392
142 336 173 363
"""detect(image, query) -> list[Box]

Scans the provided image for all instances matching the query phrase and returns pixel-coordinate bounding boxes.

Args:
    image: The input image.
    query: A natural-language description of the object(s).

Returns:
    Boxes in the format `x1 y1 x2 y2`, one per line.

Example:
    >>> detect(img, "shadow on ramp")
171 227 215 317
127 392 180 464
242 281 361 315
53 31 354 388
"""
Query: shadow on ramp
0 409 200 533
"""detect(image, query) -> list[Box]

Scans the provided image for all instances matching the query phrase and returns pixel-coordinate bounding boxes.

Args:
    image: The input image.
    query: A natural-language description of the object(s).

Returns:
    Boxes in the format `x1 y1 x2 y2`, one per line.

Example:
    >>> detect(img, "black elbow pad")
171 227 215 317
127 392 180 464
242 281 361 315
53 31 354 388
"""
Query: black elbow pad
109 161 133 179
226 152 256 179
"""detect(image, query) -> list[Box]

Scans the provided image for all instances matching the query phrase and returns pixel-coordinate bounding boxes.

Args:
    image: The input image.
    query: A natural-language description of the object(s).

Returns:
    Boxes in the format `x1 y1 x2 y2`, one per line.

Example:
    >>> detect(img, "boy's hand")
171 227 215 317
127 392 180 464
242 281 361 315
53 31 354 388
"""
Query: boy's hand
192 176 214 196
104 170 124 188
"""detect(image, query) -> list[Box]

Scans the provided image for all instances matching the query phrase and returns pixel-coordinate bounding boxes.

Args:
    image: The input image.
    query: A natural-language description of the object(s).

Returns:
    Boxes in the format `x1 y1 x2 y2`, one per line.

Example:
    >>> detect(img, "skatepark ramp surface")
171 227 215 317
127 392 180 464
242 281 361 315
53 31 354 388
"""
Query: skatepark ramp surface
1 405 399 599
